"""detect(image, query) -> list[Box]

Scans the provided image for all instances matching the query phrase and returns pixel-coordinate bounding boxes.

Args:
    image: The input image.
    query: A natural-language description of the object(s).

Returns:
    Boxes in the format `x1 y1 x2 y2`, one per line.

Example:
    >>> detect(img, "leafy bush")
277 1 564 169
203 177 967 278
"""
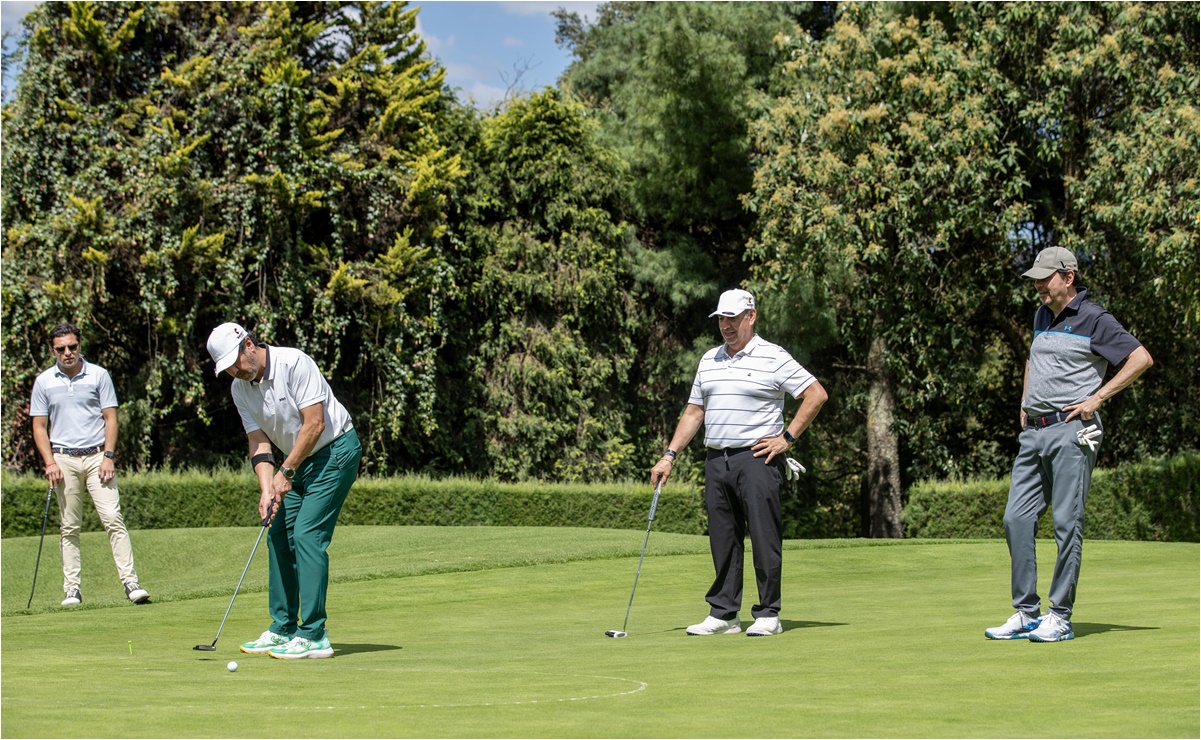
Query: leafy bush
903 452 1199 542
0 471 706 538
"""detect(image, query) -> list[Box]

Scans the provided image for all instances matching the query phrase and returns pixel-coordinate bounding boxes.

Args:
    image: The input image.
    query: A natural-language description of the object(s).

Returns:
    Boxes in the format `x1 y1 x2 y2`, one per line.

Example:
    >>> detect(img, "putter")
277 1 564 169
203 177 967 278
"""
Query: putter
194 503 273 651
606 481 663 638
27 485 55 609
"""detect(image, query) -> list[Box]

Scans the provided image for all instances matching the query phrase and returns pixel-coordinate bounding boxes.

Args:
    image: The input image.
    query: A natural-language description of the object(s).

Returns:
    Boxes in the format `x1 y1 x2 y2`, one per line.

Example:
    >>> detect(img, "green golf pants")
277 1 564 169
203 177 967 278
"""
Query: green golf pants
267 429 361 640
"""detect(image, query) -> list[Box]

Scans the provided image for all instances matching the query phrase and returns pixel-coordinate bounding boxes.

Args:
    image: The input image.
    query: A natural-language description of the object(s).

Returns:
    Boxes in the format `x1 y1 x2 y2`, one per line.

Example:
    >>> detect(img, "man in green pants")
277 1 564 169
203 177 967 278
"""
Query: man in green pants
207 322 362 660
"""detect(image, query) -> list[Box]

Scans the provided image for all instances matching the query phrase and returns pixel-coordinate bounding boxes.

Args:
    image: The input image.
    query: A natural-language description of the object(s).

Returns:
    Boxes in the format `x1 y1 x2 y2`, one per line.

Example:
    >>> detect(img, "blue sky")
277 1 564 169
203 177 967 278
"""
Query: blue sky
1 1 599 108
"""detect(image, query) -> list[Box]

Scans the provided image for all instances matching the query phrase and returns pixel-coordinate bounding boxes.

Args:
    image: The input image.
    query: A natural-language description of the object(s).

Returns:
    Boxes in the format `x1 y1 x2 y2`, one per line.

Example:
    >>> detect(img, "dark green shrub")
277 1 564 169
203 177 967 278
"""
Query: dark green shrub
1 471 707 537
903 452 1199 542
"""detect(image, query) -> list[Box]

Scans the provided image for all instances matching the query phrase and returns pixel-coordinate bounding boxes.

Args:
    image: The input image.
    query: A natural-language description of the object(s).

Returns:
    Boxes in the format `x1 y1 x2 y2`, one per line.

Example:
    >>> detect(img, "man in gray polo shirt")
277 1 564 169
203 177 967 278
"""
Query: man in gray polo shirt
29 322 150 606
651 289 827 637
986 247 1153 643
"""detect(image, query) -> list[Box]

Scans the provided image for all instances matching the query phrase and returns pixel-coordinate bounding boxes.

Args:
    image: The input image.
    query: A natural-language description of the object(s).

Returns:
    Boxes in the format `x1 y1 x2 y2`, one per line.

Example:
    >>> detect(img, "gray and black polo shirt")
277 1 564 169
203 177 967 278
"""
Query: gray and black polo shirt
1023 289 1143 417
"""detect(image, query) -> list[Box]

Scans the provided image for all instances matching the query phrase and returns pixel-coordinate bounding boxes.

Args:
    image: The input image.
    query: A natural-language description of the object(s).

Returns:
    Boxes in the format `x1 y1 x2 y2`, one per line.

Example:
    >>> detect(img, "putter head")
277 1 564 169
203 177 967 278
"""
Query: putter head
193 644 217 651
604 630 627 638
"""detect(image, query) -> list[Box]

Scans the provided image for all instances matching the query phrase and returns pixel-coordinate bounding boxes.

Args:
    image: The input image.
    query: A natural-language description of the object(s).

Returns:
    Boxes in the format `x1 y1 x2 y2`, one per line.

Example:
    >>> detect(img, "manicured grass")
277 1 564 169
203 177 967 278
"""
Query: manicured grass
2 527 1197 738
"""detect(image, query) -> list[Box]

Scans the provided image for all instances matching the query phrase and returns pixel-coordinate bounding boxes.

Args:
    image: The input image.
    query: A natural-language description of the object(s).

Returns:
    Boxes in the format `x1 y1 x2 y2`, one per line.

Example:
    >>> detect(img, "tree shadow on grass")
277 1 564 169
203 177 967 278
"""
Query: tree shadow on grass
335 643 403 656
1072 622 1158 639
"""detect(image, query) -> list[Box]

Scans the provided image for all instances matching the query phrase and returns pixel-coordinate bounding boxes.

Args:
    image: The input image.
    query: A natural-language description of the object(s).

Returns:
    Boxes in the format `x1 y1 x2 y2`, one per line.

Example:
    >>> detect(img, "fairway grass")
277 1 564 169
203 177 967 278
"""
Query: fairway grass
2 527 1197 738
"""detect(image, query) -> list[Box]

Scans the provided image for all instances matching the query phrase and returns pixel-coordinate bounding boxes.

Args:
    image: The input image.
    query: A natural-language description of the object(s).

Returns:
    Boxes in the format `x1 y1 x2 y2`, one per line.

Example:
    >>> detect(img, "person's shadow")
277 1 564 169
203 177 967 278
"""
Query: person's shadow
335 643 403 656
779 619 847 631
1072 622 1158 639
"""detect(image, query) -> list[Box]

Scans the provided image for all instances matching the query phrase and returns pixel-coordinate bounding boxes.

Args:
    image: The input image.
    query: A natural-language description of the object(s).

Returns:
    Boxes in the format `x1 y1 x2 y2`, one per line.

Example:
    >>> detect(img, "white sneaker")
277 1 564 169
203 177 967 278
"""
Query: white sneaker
984 611 1041 640
61 588 82 606
745 616 782 636
1028 612 1074 642
240 630 293 654
686 615 741 635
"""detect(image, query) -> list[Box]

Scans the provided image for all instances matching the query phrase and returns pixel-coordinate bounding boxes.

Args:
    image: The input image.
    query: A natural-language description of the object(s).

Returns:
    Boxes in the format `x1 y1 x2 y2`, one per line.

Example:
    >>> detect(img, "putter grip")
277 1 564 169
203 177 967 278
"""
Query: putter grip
648 484 662 522
261 501 275 527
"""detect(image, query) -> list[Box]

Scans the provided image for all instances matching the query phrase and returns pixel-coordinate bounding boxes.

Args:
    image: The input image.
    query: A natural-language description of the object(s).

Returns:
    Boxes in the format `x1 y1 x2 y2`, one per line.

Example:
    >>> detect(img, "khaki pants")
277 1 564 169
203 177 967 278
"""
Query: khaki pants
55 452 138 593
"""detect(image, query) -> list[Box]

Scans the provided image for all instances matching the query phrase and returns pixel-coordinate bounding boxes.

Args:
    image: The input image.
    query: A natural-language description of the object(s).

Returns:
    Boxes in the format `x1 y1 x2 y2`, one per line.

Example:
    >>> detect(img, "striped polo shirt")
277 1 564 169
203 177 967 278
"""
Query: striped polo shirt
688 334 816 449
1024 289 1143 417
29 358 118 448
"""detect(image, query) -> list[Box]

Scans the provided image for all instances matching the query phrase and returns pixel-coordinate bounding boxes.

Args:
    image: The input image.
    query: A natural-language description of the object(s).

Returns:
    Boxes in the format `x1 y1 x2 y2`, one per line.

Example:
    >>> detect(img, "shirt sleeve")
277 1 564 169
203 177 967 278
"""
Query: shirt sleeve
1090 311 1143 366
29 375 48 417
777 354 816 399
687 367 704 407
96 368 119 409
289 352 328 410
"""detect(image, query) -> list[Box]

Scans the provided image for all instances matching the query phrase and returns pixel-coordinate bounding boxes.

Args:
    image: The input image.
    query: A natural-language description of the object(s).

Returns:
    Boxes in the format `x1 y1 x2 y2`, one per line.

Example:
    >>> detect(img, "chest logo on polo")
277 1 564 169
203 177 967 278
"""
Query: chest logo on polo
1063 325 1073 332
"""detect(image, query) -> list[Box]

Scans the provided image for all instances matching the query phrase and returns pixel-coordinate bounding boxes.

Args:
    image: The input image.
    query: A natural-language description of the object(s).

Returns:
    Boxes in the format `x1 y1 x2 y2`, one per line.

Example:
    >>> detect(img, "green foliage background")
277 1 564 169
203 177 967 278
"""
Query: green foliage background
3 1 1197 535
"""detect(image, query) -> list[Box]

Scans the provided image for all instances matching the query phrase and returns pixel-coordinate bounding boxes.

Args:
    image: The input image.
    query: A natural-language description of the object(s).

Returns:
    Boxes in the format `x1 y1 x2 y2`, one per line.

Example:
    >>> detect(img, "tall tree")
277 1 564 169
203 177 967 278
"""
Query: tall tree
2 1 464 472
992 2 1200 462
464 89 639 480
745 4 1029 535
555 2 836 479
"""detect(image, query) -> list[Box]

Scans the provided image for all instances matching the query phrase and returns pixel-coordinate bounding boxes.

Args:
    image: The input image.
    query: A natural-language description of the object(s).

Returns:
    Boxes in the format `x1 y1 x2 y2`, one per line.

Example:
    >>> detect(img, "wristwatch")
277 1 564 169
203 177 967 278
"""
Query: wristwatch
782 430 796 445
281 466 296 481
103 451 115 459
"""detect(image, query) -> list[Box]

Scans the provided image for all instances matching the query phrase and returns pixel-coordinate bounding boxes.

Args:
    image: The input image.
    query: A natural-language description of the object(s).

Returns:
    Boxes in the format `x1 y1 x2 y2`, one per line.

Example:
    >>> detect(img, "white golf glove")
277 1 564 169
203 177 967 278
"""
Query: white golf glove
1076 426 1102 452
785 457 806 481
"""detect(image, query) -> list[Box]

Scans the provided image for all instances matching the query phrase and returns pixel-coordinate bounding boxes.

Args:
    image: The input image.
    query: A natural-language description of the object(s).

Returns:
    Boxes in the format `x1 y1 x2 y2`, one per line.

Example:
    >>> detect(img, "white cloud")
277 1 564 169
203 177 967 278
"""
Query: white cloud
1 1 40 35
499 1 599 22
502 35 525 48
415 18 453 55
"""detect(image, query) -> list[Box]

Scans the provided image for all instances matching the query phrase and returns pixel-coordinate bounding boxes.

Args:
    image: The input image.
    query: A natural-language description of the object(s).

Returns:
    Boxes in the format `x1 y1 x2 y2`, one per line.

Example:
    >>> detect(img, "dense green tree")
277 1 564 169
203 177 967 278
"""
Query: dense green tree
555 1 836 478
462 89 640 481
746 4 1030 535
2 1 463 472
990 2 1200 461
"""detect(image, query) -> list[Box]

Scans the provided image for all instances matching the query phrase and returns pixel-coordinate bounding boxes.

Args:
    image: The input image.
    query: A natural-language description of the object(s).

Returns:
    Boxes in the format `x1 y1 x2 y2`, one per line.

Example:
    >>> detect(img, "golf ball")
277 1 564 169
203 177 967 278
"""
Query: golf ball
227 661 238 672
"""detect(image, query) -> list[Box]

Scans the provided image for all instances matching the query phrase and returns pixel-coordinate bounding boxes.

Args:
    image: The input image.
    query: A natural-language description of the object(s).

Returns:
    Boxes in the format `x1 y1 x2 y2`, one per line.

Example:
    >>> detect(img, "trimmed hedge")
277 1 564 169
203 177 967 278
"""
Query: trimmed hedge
903 452 1199 542
0 471 707 538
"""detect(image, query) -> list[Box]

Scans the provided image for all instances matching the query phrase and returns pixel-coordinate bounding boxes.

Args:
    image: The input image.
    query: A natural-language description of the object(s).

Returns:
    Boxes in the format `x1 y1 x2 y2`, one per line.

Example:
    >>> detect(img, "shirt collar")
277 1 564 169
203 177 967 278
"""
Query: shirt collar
53 358 89 380
719 334 762 360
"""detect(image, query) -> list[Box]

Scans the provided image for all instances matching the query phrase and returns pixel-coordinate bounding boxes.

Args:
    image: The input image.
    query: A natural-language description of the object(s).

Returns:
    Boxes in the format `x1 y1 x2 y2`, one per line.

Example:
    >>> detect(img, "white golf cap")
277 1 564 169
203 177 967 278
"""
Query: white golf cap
207 322 248 376
709 289 756 318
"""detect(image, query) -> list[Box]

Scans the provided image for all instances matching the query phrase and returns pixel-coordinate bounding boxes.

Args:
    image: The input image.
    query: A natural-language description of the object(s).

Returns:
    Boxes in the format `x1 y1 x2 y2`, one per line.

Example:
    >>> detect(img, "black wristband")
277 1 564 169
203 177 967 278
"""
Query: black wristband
782 430 796 444
250 453 276 469
664 449 677 460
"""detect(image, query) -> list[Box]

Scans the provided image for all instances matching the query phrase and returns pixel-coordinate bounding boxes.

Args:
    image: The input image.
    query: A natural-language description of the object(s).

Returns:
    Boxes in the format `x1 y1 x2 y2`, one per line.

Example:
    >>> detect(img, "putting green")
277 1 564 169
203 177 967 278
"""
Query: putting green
2 527 1197 737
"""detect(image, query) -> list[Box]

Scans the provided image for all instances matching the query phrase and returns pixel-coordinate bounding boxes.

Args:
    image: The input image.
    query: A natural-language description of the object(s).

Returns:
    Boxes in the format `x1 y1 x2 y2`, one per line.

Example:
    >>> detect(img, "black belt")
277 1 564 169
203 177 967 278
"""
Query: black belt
706 446 753 460
1029 411 1077 428
52 445 103 456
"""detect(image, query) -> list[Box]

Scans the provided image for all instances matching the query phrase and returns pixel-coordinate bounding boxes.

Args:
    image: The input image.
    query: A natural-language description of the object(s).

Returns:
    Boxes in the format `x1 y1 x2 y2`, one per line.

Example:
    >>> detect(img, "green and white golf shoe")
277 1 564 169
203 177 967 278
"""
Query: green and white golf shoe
269 633 334 660
239 630 293 654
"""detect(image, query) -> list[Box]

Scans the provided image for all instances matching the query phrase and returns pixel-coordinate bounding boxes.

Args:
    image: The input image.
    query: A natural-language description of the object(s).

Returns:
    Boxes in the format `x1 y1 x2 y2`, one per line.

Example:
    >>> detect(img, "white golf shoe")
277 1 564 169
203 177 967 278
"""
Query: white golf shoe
686 615 741 635
1027 612 1074 642
745 616 782 636
984 611 1042 640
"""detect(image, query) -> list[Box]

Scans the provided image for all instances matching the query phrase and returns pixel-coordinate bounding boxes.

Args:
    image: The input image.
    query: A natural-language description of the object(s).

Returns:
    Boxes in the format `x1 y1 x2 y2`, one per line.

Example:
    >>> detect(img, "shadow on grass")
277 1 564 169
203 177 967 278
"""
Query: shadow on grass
1072 622 1158 639
657 620 848 635
335 643 403 656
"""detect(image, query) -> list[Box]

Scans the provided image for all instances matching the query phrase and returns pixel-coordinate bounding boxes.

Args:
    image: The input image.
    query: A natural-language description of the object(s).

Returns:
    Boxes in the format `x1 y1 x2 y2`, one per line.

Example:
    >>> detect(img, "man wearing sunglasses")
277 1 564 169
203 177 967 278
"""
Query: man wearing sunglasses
29 322 150 607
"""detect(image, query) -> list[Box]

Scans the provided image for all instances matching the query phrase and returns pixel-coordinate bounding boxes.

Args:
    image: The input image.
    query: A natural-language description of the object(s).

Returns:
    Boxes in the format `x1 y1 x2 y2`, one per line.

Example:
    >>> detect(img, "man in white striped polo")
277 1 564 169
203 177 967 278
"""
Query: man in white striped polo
651 289 827 637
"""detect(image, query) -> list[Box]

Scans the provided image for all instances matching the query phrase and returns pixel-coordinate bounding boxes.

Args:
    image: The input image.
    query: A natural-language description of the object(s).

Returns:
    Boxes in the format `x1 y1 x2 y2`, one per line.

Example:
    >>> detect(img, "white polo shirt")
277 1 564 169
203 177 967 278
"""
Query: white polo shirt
231 346 353 457
29 359 118 448
688 335 815 449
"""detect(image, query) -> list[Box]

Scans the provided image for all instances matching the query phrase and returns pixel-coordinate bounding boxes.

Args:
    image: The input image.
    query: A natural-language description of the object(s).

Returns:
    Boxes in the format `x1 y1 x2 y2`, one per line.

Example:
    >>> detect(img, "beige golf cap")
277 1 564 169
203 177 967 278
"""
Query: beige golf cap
1022 247 1079 279
709 289 756 318
207 322 249 376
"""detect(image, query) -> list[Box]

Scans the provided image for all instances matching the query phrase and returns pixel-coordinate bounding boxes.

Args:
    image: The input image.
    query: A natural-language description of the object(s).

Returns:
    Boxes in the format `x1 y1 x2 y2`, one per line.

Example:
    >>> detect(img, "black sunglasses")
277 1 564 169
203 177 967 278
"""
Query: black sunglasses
53 343 80 354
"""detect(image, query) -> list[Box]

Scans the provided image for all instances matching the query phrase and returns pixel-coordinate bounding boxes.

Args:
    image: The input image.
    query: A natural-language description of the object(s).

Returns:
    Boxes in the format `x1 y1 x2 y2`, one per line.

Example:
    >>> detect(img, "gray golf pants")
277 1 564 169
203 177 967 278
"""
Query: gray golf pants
1004 418 1101 620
